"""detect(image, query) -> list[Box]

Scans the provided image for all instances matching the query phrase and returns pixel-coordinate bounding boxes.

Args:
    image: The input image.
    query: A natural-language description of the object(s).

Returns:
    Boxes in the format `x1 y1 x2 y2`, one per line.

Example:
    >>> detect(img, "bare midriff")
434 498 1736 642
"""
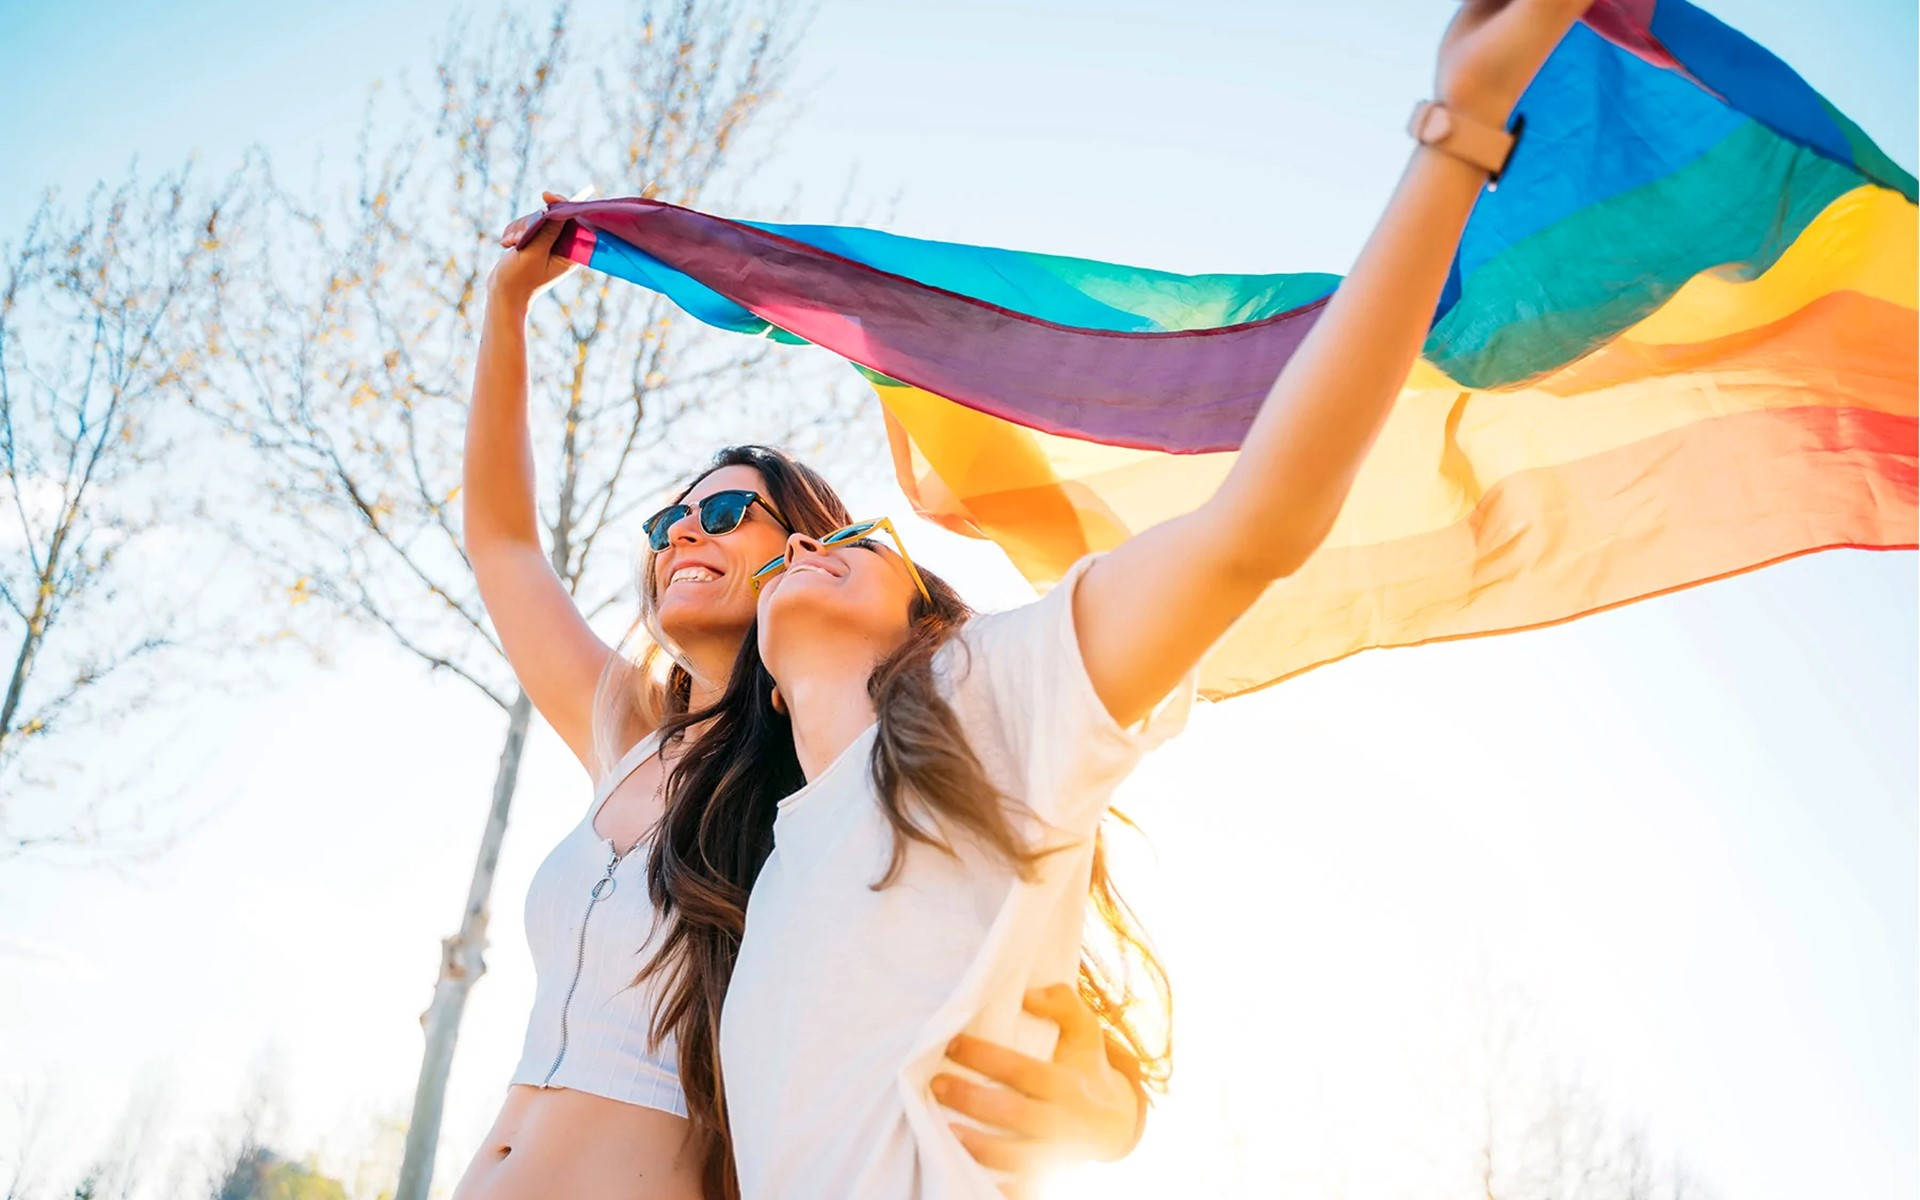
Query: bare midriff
450 1085 704 1200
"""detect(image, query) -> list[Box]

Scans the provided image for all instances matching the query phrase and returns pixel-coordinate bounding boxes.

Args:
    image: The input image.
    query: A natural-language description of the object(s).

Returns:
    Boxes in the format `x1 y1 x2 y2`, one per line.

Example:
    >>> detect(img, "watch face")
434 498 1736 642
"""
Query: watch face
1423 105 1455 143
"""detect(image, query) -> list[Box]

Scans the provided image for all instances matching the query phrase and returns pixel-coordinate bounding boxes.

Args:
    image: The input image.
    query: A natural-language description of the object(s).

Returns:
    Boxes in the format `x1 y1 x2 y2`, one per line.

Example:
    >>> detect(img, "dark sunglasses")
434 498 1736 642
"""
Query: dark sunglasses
642 489 788 552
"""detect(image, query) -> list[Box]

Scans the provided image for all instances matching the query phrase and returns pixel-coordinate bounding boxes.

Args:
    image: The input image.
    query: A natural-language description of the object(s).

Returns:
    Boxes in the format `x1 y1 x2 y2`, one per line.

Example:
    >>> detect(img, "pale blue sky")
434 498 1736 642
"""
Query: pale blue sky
0 2 1913 1197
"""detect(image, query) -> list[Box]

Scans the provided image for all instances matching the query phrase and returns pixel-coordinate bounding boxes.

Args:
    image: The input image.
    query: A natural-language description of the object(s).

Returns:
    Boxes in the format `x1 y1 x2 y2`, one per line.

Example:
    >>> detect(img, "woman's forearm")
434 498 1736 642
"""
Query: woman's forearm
463 289 543 551
1207 0 1593 580
1213 141 1489 579
1072 137 1517 726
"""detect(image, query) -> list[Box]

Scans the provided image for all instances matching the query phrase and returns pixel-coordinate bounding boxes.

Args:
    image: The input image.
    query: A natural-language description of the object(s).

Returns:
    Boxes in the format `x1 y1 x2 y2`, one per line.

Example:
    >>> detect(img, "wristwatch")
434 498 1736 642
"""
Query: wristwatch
1407 100 1523 184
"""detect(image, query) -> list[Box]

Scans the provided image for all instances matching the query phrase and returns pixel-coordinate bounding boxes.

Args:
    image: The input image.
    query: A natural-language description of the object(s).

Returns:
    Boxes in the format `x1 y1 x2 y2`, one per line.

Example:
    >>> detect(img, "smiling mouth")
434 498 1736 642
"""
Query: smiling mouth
669 566 723 586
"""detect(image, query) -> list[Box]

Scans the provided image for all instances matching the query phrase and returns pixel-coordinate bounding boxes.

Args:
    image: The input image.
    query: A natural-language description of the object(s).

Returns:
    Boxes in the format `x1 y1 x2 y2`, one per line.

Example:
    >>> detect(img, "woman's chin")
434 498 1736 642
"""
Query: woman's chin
763 585 906 658
656 592 753 642
760 578 846 634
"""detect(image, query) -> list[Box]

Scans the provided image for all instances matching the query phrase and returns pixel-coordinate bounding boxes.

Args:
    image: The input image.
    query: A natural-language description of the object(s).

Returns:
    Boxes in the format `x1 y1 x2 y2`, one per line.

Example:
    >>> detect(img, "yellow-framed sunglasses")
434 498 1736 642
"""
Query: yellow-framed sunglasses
749 517 931 603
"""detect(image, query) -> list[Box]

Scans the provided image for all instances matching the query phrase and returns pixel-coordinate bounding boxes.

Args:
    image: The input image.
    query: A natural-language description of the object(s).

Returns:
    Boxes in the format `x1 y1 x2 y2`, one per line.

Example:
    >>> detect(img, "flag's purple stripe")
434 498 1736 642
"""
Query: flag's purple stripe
532 199 1325 454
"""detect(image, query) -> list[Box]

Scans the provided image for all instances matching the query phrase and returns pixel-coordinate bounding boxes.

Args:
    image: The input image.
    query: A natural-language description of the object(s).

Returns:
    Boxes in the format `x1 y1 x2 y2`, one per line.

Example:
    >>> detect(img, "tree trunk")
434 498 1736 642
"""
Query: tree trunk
0 589 52 756
395 689 534 1200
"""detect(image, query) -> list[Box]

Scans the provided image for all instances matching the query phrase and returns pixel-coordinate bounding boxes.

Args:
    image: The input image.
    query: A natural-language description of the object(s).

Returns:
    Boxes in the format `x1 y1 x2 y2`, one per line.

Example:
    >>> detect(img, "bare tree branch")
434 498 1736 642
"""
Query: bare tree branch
0 167 232 851
1469 986 1721 1200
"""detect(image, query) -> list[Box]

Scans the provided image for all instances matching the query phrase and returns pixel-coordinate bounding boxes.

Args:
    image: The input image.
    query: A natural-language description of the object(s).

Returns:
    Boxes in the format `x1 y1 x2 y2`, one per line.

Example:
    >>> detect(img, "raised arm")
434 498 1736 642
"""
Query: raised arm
1075 0 1590 725
464 192 620 770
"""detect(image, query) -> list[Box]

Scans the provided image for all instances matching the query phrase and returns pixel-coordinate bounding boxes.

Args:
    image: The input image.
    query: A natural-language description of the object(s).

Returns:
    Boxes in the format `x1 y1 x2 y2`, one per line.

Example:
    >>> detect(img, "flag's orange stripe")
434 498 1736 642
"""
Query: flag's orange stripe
1197 405 1916 697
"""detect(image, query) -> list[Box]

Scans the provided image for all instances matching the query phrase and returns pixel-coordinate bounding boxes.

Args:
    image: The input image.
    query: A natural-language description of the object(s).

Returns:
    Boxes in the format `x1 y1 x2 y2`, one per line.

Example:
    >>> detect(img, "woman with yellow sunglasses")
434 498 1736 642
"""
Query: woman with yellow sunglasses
647 4 1589 1196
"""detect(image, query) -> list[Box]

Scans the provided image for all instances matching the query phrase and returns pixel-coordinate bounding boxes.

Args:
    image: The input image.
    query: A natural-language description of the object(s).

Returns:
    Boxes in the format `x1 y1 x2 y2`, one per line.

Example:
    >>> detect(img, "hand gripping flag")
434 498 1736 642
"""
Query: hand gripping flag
522 0 1916 699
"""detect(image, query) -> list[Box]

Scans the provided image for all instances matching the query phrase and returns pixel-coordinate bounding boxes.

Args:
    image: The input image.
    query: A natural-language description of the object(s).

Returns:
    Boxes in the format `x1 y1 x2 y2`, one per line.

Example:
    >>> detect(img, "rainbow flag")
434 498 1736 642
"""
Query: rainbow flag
526 0 1916 699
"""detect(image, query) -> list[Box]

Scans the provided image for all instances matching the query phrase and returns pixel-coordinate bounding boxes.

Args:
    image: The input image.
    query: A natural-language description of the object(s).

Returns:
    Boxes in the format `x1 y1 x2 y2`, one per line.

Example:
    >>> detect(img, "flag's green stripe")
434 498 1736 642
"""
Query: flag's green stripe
1428 120 1868 387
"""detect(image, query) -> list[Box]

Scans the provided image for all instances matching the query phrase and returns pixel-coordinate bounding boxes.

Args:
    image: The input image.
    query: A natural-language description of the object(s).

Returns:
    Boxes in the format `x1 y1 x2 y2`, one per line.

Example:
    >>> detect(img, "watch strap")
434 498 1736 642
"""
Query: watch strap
1407 100 1519 181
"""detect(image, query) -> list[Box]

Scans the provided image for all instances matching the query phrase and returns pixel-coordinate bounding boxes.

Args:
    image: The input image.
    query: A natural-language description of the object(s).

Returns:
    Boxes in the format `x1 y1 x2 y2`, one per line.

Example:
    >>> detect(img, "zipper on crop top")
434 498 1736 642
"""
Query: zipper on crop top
542 841 622 1086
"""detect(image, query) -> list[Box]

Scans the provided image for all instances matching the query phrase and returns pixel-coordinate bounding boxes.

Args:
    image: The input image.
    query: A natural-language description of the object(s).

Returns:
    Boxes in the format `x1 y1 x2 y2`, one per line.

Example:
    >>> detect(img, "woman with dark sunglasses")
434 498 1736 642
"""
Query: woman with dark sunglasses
645 4 1587 1197
451 203 1154 1199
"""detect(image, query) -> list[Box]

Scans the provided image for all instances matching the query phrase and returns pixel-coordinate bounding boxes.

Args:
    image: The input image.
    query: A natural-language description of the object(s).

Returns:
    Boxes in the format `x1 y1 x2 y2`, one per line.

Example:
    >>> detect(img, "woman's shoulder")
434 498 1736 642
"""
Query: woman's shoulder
932 559 1098 721
946 555 1099 667
591 728 665 803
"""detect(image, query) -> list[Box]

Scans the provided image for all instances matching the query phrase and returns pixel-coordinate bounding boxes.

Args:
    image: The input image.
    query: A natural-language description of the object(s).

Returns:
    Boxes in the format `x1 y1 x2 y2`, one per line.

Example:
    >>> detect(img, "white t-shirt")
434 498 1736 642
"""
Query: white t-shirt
719 556 1194 1199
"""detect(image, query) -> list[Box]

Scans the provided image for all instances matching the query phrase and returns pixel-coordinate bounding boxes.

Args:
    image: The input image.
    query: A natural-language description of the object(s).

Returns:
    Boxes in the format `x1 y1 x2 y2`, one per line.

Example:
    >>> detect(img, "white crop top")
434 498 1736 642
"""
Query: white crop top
509 732 687 1116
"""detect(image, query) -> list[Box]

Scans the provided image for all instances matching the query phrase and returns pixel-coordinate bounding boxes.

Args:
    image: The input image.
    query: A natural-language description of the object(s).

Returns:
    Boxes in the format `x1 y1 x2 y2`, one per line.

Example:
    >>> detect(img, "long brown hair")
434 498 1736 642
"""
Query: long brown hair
639 524 1172 1199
